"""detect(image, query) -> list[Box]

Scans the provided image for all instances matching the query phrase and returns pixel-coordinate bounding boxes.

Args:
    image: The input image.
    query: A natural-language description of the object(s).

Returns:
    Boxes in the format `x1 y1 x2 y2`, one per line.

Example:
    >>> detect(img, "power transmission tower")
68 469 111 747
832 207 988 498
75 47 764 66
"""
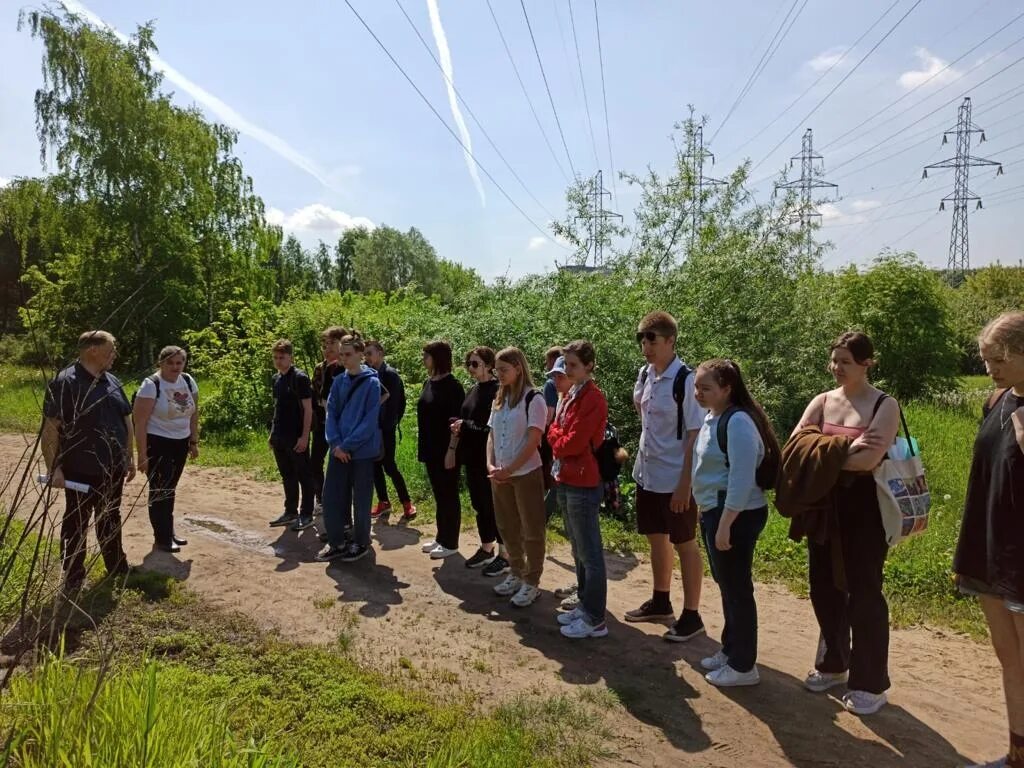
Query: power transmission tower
922 97 1004 286
683 125 726 251
774 128 838 259
580 169 621 268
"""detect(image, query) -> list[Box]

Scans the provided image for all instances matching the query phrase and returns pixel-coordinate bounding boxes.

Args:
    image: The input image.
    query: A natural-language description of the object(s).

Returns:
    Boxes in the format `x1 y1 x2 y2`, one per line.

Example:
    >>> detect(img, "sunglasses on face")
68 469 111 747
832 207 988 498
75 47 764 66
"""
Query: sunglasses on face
636 331 660 344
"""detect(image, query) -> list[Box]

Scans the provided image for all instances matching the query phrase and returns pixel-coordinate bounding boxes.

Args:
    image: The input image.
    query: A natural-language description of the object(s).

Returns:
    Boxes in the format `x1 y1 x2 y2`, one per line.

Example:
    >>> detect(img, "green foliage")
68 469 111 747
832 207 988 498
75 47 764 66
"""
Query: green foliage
949 264 1024 371
834 252 959 400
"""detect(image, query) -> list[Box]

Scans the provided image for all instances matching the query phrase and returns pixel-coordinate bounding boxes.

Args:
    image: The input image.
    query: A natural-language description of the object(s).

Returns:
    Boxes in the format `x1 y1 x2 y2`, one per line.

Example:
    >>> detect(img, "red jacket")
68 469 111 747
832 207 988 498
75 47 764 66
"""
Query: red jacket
547 379 608 488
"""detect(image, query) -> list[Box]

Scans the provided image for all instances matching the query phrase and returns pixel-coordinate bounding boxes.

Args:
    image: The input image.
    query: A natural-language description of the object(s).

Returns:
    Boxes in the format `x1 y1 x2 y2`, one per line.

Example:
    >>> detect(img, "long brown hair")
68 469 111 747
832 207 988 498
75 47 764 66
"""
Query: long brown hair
697 359 781 484
493 347 534 409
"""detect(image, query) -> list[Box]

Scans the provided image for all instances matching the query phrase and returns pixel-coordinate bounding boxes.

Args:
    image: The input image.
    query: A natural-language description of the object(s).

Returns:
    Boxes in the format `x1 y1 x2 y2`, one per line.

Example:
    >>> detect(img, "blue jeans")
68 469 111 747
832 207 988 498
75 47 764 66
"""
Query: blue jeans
558 483 606 625
323 456 375 548
700 496 769 673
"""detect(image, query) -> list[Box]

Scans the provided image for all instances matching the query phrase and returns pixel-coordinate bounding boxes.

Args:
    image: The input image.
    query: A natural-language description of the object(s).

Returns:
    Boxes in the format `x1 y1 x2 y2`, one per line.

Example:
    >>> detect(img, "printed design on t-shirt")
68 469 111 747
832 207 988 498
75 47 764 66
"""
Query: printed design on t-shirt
170 389 193 414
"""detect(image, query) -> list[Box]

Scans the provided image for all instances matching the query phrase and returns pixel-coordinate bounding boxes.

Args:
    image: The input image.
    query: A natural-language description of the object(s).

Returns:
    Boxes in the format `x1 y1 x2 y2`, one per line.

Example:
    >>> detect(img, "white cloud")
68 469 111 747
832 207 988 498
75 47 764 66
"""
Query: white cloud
0 176 9 189
820 198 881 226
266 204 374 236
61 0 339 190
527 236 548 250
899 48 960 90
425 0 486 207
807 46 848 73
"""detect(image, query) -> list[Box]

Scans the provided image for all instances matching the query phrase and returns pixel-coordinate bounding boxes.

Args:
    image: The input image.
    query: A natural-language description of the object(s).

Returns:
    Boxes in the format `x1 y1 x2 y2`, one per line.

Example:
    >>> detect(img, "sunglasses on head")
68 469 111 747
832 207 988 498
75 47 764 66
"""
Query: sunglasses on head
635 331 660 344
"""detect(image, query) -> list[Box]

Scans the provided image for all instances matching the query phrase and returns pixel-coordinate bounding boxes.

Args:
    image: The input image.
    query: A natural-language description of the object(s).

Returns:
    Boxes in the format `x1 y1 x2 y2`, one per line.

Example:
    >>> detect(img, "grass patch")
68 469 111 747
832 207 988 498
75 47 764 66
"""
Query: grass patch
0 579 608 767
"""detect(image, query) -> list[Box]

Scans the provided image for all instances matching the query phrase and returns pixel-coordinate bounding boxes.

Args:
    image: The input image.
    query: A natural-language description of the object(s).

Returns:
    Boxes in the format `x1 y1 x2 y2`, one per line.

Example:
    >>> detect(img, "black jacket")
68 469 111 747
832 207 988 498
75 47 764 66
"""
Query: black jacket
376 363 406 431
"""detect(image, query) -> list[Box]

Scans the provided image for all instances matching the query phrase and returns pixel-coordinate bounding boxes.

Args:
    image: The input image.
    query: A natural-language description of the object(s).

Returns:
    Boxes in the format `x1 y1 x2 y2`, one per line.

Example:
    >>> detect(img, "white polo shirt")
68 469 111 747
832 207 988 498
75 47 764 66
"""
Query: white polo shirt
632 357 706 494
488 391 548 477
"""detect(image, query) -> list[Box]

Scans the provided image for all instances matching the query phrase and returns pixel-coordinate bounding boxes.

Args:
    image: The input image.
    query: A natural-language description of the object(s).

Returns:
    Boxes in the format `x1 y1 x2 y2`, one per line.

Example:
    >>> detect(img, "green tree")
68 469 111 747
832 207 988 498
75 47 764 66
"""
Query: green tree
334 227 367 293
351 225 441 294
949 265 1024 370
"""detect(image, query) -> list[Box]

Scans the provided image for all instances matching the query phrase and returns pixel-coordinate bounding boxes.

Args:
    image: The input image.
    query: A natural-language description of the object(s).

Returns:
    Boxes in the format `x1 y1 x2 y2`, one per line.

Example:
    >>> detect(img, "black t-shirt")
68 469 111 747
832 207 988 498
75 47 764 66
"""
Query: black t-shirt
271 366 313 447
458 379 498 469
312 361 342 421
43 361 132 481
955 390 1024 601
417 373 465 464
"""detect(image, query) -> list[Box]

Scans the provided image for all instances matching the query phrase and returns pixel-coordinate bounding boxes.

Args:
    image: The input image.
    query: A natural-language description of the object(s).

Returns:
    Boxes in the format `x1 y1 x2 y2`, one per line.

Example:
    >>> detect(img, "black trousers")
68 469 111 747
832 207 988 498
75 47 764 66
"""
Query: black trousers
61 474 127 588
424 460 461 549
465 462 501 545
809 474 891 694
310 414 329 503
272 442 315 517
146 434 189 545
374 427 411 505
701 501 769 673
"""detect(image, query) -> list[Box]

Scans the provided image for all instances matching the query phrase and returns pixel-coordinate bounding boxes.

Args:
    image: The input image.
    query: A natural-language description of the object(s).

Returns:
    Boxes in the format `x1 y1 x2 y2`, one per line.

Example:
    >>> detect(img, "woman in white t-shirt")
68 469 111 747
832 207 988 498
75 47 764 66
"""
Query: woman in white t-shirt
133 346 199 553
487 347 548 608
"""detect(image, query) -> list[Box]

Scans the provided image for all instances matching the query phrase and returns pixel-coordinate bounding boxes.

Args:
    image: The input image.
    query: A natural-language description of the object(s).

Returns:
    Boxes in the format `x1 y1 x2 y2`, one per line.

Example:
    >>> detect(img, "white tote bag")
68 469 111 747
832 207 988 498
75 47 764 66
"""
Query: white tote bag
873 407 929 546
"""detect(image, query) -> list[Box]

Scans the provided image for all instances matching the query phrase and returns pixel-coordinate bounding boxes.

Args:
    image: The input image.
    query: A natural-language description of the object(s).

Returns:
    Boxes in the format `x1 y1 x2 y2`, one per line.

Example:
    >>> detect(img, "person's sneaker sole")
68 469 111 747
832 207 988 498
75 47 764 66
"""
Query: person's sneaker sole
804 673 849 693
624 610 675 623
706 669 760 687
663 626 706 643
429 548 458 559
269 517 299 527
561 624 608 639
315 550 346 562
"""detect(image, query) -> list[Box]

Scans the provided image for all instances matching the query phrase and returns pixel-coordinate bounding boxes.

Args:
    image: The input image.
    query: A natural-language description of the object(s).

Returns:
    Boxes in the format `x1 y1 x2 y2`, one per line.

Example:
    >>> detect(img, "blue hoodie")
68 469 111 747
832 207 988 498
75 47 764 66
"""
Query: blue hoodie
325 365 382 460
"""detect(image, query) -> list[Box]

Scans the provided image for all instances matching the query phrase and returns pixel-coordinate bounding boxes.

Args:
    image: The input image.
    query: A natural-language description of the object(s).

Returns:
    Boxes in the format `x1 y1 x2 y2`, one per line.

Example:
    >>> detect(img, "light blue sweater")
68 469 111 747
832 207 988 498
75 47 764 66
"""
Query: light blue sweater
691 409 766 512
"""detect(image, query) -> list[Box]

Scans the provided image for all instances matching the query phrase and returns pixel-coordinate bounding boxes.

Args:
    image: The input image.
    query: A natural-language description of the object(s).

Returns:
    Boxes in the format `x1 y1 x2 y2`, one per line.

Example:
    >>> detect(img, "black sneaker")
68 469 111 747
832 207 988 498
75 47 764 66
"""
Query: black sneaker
318 530 329 543
315 544 347 562
270 512 299 527
340 542 370 562
291 515 314 532
624 599 675 623
663 610 706 642
465 548 498 569
482 555 510 577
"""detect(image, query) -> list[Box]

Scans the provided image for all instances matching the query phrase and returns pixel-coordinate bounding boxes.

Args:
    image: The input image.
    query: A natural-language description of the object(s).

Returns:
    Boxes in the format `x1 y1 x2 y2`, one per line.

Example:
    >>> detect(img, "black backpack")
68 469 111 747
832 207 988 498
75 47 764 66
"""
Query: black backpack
594 422 624 482
716 406 779 490
639 362 694 439
131 373 196 407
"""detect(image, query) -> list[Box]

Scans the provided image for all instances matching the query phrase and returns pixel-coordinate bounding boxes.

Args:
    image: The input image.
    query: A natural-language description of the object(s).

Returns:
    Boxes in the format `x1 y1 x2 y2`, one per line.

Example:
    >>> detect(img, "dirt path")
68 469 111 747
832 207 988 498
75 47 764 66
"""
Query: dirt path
0 433 1004 767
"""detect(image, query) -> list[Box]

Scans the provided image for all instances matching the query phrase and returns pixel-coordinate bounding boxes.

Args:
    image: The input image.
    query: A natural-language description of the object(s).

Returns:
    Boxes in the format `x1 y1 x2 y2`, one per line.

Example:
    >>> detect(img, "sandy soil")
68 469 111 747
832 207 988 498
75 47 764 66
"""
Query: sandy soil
0 433 1006 767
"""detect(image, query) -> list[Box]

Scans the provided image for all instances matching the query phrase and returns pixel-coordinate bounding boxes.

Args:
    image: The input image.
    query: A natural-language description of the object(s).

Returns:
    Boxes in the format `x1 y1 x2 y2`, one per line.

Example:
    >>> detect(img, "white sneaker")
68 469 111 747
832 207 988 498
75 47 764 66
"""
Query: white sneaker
701 650 729 671
510 583 540 608
420 539 436 553
560 616 608 639
804 669 849 693
428 544 458 559
557 606 583 626
705 664 760 687
494 574 521 597
842 689 887 715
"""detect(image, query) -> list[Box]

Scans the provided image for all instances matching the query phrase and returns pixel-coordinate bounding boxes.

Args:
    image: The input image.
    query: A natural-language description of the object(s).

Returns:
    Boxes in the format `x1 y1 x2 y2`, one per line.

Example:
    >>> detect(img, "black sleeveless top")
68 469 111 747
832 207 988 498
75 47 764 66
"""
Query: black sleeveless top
954 390 1024 602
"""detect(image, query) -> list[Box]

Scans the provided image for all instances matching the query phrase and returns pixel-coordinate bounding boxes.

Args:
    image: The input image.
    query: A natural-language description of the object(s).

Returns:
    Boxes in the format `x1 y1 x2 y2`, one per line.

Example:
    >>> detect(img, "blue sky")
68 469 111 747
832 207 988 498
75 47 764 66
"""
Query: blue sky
1 0 1022 279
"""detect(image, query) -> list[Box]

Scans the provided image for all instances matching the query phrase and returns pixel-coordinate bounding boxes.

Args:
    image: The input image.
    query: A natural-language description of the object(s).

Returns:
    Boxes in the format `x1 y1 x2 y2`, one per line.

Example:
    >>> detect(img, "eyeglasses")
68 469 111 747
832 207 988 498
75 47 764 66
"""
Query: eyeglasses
466 361 481 369
635 331 660 344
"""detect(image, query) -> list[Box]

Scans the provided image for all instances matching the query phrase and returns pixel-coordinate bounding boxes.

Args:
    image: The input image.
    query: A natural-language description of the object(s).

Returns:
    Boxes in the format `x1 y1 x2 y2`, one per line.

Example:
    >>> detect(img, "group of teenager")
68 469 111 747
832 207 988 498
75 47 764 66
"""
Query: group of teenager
39 307 1024 768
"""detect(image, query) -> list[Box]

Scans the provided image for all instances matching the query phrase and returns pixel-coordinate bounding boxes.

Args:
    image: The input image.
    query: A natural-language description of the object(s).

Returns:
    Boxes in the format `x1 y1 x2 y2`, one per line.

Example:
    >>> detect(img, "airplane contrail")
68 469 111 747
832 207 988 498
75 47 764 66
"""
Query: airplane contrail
60 0 335 190
425 0 486 206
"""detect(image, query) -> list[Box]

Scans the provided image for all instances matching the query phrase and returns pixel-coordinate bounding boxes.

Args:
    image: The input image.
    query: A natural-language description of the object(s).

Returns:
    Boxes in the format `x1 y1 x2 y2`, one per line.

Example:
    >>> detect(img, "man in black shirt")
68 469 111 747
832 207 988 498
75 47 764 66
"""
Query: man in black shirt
364 340 416 520
268 339 315 530
42 330 135 591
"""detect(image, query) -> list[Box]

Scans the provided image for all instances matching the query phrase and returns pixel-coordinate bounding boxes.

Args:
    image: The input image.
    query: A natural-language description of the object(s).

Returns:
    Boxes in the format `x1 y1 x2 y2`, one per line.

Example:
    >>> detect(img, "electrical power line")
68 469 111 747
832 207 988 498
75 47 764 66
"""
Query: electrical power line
520 0 579 179
392 0 559 222
721 0 901 163
823 9 1024 153
751 0 925 173
341 0 563 245
827 53 1024 176
592 0 617 201
709 0 809 147
484 0 570 183
568 0 601 170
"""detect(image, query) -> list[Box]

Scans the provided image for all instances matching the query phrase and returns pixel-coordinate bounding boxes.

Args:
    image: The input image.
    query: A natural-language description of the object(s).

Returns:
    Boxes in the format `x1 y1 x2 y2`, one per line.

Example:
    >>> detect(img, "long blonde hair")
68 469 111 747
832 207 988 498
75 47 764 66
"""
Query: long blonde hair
493 347 534 410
